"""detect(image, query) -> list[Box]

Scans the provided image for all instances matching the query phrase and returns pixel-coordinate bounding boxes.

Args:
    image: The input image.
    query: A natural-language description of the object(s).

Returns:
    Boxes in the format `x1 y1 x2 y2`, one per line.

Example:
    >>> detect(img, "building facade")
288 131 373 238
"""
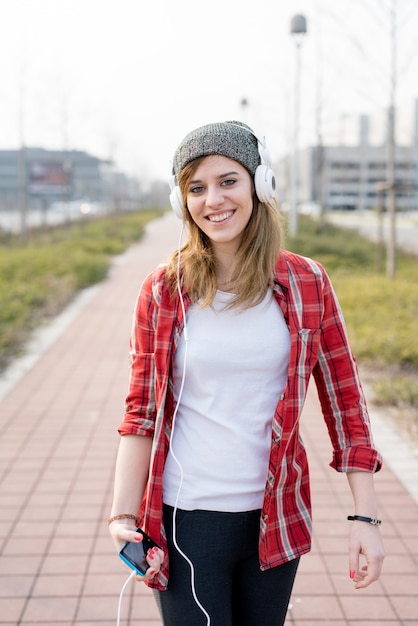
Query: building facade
0 148 111 213
276 99 418 212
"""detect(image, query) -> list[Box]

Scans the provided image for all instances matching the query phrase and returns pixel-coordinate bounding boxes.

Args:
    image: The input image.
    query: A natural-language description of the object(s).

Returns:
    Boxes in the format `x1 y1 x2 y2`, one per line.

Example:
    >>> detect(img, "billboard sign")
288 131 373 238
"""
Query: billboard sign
29 161 71 195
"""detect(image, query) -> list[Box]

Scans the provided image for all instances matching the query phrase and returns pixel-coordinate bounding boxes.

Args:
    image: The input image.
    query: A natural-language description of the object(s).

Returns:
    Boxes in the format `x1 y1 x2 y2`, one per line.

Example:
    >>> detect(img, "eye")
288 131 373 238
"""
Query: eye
189 185 205 194
221 178 236 187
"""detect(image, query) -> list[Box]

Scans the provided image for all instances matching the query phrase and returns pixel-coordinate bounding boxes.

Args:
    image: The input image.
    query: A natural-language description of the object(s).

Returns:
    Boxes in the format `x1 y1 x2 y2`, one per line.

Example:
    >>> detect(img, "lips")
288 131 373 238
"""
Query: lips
206 210 235 223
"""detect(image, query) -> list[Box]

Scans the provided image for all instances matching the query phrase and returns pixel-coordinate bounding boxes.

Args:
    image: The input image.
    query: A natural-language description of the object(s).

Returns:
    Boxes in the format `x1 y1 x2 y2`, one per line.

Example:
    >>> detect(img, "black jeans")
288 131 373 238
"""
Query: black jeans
153 505 299 626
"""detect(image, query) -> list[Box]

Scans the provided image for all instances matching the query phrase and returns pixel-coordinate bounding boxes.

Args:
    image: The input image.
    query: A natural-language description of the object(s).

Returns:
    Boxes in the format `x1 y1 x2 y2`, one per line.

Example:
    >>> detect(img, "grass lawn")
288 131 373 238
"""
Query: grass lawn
0 209 160 370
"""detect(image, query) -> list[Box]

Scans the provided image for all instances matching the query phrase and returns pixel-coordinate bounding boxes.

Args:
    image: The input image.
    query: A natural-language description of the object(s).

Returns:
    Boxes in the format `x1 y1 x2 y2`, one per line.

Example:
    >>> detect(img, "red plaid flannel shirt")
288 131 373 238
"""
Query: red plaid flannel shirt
119 249 382 590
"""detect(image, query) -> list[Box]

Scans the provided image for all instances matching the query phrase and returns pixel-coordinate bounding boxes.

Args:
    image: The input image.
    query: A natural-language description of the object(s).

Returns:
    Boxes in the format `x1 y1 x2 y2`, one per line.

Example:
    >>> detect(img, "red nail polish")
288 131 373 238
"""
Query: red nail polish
349 570 355 579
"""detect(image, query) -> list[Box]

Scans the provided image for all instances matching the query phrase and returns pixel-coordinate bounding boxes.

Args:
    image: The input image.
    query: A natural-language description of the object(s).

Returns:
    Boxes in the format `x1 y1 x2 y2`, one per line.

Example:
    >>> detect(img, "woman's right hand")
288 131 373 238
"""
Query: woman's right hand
108 521 164 582
108 519 139 552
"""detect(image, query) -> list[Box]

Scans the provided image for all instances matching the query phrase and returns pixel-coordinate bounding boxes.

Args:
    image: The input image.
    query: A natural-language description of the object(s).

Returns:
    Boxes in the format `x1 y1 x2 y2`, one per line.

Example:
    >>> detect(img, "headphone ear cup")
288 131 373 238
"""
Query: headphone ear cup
170 185 184 220
254 164 276 203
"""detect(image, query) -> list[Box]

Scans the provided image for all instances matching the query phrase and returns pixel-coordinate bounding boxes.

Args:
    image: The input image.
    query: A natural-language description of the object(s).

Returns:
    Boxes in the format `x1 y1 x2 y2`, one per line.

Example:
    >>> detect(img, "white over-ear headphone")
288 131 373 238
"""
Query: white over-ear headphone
169 128 276 220
169 174 185 221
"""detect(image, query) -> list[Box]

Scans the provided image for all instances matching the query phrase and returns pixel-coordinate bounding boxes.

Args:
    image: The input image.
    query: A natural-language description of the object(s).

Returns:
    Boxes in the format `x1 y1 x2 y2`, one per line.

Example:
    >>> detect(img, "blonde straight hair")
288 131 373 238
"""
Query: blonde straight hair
166 157 282 309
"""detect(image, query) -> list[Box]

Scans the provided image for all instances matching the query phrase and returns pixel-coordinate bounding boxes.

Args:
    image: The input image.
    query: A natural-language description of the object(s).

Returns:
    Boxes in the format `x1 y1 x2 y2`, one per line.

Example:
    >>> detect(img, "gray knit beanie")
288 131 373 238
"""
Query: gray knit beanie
172 121 260 180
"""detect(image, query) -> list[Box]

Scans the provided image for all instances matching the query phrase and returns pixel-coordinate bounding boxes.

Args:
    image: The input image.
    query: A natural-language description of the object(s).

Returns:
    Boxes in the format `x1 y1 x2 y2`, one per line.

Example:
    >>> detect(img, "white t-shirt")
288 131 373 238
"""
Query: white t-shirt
163 288 290 512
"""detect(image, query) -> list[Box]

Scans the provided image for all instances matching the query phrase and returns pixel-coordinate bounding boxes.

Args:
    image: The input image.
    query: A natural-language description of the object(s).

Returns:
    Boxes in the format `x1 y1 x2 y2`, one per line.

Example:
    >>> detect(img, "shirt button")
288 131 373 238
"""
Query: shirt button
274 435 281 444
280 393 285 401
263 514 268 521
269 476 275 486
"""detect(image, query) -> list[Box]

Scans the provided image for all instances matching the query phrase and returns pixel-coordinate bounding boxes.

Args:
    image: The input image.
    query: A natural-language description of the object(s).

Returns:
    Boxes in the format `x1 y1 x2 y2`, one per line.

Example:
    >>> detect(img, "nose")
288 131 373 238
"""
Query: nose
205 184 224 208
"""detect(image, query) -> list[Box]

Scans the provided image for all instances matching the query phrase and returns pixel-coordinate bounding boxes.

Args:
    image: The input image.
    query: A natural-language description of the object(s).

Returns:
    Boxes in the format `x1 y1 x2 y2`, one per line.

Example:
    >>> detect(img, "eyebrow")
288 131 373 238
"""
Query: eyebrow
189 171 240 184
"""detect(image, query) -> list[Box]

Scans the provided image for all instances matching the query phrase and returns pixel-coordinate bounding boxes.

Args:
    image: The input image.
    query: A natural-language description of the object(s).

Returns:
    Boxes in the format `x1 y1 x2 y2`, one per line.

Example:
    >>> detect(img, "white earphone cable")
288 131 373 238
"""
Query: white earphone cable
116 569 136 626
165 223 211 625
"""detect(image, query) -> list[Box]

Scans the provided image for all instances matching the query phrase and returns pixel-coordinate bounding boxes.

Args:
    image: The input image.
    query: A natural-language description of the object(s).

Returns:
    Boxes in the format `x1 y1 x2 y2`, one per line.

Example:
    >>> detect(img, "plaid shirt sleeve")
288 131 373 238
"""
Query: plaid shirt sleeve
259 252 382 572
116 267 175 590
118 271 159 437
312 261 382 473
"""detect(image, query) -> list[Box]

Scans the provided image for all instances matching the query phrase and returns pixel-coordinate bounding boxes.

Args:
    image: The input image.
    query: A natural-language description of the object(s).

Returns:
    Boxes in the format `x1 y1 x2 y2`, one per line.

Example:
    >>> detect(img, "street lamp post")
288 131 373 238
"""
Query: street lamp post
386 0 397 279
18 62 28 242
240 97 249 124
289 14 307 237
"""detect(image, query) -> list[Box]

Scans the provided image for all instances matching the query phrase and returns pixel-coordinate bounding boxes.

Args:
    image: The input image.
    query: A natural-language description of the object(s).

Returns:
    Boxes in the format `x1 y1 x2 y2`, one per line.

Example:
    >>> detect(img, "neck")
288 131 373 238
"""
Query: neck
215 259 237 292
212 242 240 291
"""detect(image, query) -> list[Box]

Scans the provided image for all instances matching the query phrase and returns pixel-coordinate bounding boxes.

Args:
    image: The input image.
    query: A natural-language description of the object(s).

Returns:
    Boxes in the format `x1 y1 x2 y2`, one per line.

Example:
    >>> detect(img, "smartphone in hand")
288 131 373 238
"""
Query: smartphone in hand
119 528 162 576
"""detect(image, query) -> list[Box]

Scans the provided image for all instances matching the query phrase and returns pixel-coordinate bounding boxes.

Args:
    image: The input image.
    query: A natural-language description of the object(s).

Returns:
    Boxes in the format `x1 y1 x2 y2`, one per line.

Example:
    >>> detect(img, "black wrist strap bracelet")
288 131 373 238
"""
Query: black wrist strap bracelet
348 515 381 526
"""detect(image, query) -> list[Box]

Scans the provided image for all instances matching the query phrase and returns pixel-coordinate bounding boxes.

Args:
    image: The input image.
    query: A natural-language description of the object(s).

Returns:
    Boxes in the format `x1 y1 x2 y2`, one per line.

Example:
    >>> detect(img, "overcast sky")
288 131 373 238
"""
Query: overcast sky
1 0 417 183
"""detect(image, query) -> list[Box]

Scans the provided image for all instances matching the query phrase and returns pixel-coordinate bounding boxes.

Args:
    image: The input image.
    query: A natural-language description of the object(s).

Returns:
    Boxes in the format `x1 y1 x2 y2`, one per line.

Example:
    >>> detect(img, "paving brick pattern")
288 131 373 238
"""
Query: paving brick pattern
0 213 417 625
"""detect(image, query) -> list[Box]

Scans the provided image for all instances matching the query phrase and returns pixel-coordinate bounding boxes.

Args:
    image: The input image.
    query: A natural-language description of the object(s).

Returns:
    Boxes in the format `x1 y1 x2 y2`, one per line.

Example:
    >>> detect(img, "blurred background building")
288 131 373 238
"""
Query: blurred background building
0 148 106 211
276 97 418 213
0 147 144 231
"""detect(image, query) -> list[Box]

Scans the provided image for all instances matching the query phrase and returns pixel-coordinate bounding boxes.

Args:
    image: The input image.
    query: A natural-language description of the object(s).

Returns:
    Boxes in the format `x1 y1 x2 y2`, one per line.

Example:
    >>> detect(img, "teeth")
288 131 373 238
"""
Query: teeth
208 211 233 222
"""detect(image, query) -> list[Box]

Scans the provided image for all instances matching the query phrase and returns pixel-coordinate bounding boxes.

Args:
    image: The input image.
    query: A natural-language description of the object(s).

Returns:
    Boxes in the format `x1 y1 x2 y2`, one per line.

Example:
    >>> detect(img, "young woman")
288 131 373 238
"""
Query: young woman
108 121 384 626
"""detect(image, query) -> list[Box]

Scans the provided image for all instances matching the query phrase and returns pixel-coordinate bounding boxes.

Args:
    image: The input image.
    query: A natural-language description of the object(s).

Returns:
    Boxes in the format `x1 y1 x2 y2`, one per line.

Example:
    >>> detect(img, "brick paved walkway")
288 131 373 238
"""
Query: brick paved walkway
0 212 417 625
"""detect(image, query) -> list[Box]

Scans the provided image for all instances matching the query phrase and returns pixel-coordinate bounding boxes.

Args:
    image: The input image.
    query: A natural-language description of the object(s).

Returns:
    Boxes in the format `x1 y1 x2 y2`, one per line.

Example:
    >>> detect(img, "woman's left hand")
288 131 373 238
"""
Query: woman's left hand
348 521 384 588
135 545 165 583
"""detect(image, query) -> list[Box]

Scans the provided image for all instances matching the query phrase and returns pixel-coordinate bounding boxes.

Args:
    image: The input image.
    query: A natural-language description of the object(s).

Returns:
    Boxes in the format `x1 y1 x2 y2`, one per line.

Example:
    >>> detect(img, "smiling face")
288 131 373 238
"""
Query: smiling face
185 154 254 257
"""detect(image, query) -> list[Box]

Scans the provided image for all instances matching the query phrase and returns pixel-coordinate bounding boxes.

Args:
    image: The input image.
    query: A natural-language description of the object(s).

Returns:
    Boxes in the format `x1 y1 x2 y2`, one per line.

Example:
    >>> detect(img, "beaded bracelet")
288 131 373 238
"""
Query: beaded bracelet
107 514 138 526
347 515 382 526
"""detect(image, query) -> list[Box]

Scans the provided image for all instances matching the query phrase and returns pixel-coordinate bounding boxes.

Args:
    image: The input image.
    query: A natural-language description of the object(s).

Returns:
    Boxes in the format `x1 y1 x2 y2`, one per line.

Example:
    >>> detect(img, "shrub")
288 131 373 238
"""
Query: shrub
0 210 159 369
